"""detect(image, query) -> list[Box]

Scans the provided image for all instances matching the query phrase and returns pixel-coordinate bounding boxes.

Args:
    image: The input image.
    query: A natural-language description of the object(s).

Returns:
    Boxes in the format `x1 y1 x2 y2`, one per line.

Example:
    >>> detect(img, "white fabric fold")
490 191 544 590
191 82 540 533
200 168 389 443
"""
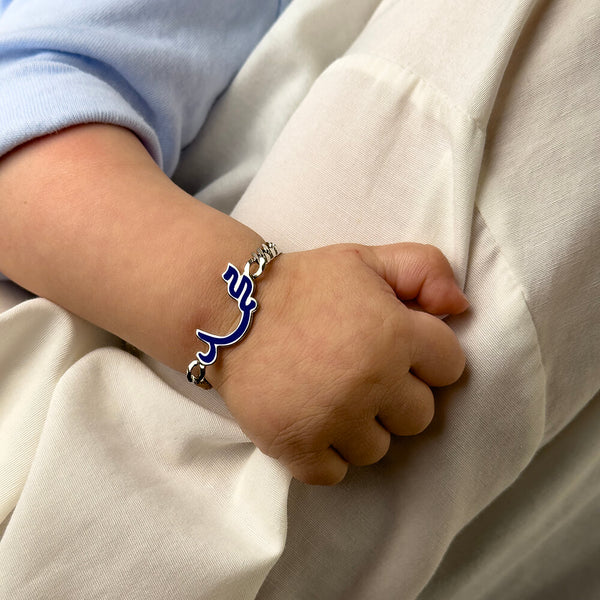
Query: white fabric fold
0 297 290 599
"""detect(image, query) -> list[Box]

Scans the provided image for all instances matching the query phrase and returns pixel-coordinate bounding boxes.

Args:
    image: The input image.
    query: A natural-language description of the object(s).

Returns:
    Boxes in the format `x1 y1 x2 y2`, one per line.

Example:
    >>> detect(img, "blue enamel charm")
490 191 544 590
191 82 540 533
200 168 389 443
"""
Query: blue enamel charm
195 263 258 366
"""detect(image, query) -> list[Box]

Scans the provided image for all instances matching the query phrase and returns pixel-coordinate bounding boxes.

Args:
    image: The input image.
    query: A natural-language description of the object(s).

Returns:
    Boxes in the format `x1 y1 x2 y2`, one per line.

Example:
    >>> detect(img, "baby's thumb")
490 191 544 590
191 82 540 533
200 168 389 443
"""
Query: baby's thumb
364 243 469 315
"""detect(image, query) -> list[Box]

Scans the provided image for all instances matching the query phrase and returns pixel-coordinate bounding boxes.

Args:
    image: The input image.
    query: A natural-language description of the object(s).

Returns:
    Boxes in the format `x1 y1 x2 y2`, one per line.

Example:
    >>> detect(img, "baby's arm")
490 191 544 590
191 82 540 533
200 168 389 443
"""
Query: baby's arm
0 124 468 484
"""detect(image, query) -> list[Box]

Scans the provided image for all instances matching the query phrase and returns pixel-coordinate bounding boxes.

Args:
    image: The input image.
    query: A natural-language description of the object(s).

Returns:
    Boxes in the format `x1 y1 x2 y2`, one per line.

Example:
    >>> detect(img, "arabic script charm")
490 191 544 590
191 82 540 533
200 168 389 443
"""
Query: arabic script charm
186 242 281 389
195 263 258 366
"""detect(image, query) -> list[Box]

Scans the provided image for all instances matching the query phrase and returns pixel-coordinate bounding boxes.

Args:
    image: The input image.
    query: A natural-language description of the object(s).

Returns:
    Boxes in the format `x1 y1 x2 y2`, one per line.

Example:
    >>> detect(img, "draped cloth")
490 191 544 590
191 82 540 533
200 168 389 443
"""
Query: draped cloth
1 0 599 598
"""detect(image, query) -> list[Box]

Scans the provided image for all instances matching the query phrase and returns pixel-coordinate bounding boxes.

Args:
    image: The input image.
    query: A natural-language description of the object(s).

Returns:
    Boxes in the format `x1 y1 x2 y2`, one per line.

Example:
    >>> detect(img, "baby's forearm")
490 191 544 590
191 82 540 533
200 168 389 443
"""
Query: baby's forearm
0 124 264 372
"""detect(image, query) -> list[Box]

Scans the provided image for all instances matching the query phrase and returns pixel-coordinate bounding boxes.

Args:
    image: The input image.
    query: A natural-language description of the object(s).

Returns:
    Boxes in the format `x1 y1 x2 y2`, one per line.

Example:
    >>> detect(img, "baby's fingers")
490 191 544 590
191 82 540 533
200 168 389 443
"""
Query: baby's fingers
281 447 349 486
365 243 469 315
408 309 466 387
377 373 435 435
332 420 391 467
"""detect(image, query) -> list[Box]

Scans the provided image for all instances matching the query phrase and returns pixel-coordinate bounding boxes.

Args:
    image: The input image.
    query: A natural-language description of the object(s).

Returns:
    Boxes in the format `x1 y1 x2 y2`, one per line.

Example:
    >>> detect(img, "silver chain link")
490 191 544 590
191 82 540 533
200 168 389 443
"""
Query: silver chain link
243 242 281 280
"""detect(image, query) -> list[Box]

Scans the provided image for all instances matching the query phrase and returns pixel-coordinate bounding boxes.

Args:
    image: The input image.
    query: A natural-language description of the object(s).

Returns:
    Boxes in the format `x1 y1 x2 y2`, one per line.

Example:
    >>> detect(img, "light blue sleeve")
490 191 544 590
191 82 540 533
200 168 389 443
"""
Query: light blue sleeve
0 0 292 175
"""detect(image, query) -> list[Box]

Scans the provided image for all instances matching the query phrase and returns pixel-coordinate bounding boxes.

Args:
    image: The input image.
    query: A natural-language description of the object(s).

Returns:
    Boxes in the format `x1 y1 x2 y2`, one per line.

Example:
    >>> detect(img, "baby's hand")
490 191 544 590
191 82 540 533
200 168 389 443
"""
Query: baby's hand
211 243 469 485
0 125 465 485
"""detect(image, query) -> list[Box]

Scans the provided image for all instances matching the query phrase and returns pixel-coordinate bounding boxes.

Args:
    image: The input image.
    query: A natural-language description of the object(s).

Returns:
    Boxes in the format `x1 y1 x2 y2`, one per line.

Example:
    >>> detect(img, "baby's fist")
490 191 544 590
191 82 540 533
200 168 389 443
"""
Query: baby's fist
212 243 468 485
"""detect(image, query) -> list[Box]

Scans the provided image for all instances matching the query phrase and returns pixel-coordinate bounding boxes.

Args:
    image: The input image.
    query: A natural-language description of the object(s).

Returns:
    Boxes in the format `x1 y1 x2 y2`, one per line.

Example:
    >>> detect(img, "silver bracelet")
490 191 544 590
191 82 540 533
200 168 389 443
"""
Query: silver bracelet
186 242 281 389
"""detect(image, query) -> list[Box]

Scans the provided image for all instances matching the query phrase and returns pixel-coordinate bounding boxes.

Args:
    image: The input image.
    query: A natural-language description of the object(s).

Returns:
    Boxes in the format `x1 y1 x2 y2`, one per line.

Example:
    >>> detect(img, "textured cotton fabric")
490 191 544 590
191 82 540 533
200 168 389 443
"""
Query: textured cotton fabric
1 0 599 598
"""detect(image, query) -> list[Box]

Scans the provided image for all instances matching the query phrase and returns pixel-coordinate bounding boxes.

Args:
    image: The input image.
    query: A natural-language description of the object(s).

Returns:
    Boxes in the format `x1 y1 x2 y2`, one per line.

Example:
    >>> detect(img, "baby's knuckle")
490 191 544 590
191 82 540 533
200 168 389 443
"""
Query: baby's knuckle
291 459 347 486
450 347 467 381
356 436 391 466
262 411 324 460
412 397 435 434
422 243 445 262
394 387 435 436
438 342 466 386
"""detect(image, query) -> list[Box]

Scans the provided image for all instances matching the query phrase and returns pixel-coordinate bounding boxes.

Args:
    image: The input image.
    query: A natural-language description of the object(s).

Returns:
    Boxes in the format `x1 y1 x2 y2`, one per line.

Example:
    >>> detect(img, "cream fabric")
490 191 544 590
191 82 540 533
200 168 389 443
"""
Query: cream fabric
1 0 599 598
